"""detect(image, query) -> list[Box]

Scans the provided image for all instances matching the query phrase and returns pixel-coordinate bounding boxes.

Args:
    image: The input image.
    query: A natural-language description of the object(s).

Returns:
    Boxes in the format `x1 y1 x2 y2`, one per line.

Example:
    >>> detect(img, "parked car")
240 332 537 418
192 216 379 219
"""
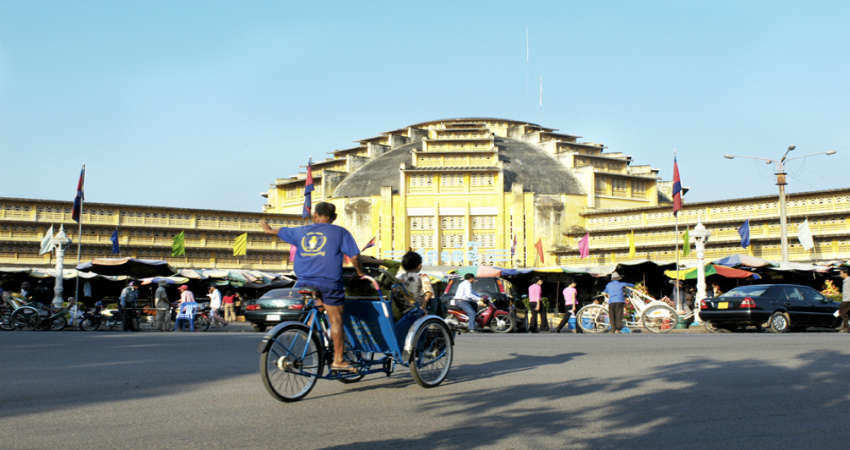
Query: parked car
244 288 305 332
699 284 842 333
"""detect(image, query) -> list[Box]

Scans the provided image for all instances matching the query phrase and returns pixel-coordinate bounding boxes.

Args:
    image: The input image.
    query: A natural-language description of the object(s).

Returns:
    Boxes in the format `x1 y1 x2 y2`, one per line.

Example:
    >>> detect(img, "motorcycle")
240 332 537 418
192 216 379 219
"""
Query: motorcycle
445 296 516 333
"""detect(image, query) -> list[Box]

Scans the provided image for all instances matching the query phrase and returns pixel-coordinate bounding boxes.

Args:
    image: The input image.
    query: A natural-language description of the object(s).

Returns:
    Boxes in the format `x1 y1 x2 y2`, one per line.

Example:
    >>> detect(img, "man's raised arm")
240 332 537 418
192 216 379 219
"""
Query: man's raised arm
258 219 280 236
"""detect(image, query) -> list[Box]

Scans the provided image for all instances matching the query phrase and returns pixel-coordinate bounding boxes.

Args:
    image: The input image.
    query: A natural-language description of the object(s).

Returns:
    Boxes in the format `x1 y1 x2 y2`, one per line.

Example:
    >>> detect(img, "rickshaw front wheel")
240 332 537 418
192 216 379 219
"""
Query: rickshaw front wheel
409 319 453 388
260 324 324 402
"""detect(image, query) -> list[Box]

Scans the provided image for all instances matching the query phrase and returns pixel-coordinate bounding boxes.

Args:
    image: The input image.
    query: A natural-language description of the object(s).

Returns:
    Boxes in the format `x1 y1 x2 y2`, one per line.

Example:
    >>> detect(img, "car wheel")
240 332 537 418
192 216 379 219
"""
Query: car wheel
252 323 267 333
768 312 791 333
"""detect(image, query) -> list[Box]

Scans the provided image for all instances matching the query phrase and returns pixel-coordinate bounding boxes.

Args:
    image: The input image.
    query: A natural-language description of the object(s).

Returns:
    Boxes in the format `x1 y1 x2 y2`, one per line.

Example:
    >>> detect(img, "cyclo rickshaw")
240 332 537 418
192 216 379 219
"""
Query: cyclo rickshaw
257 265 455 402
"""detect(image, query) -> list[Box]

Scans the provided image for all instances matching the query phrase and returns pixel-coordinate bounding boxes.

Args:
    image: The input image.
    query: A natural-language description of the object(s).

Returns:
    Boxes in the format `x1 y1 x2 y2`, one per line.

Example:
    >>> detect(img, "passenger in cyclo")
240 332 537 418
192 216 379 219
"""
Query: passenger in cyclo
259 202 365 373
396 251 438 316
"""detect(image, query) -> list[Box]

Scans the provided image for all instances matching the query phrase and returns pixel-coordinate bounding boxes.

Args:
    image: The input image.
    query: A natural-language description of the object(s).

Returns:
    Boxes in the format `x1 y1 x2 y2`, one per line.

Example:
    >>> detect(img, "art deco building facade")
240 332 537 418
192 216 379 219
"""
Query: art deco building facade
262 118 674 266
0 198 303 271
5 118 849 271
262 117 850 267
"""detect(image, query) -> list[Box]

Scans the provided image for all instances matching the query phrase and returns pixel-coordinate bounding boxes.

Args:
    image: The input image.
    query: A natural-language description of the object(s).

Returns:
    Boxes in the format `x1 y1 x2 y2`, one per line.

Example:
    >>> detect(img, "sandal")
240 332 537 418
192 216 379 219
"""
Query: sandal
330 364 358 373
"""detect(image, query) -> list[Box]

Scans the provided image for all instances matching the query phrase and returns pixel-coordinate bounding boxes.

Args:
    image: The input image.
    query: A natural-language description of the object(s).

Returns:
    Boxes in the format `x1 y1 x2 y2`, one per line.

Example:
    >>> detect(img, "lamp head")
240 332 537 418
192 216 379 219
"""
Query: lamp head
826 150 836 155
788 145 796 151
724 155 734 159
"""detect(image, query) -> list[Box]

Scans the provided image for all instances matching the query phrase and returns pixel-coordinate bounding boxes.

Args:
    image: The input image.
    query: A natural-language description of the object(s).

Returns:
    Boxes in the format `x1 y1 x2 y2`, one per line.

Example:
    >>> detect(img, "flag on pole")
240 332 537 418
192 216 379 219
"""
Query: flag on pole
797 219 814 250
234 233 248 256
738 220 750 249
510 234 517 258
303 158 314 219
171 231 186 256
683 227 691 257
534 239 544 264
361 236 376 252
39 225 54 255
578 234 590 259
672 156 682 216
628 231 636 259
71 166 85 223
110 229 120 254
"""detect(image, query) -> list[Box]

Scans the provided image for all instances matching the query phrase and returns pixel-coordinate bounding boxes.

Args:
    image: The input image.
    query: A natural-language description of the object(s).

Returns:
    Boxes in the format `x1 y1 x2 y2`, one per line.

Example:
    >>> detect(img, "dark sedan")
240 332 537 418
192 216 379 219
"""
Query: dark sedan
700 284 842 333
244 288 305 332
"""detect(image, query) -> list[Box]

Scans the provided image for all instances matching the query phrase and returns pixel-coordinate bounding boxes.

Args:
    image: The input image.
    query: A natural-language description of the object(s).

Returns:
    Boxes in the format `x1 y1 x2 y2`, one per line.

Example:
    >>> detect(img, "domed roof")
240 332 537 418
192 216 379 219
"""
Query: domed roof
331 136 586 198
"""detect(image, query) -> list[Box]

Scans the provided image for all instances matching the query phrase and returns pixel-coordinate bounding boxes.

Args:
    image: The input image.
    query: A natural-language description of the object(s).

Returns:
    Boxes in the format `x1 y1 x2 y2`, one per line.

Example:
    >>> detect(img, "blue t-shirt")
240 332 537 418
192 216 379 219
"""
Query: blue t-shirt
277 223 360 291
604 280 634 304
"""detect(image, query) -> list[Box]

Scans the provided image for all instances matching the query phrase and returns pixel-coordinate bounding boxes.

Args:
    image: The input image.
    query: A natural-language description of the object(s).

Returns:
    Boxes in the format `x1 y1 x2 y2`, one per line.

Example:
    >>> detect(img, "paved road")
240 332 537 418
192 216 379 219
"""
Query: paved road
2 328 850 450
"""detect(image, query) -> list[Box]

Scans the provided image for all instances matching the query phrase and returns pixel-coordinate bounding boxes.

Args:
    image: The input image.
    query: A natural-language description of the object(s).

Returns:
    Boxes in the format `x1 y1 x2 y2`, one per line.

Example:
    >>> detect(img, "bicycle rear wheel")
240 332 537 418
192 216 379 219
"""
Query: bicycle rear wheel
11 307 40 330
79 317 100 331
260 324 324 402
409 319 453 388
641 305 678 334
576 305 610 333
196 316 211 332
50 315 67 331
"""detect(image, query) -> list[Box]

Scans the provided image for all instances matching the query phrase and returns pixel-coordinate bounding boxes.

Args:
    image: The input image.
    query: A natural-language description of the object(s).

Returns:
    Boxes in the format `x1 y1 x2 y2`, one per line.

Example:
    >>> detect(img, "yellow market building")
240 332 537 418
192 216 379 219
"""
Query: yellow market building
262 117 850 268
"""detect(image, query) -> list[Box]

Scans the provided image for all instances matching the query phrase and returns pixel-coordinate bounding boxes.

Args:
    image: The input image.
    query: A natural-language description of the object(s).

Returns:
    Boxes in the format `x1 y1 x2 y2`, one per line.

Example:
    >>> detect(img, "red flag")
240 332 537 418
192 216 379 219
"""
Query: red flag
361 236 376 252
672 156 682 215
302 158 314 219
534 239 544 264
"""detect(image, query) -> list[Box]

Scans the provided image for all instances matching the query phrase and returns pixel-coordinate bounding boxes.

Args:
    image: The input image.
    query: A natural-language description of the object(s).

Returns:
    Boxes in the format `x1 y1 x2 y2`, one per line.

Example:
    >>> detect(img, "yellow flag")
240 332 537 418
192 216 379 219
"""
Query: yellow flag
628 231 636 258
234 233 248 256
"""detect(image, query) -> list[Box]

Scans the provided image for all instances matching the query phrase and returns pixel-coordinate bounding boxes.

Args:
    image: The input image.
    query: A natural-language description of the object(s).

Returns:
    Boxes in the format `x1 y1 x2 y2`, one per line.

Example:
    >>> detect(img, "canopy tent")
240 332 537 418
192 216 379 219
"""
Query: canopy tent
665 264 761 280
448 266 536 278
0 267 127 281
76 258 177 279
139 276 190 285
711 255 775 268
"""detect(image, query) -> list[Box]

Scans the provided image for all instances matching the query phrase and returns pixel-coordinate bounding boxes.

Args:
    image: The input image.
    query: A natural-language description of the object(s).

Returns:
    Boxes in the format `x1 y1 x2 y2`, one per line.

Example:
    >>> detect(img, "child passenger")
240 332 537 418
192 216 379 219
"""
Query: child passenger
396 251 437 316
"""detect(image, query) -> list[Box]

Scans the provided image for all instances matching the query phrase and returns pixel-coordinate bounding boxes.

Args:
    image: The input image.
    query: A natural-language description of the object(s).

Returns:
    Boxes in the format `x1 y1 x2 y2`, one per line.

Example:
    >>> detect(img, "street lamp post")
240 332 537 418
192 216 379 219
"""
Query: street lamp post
51 226 71 308
691 219 712 320
724 147 836 262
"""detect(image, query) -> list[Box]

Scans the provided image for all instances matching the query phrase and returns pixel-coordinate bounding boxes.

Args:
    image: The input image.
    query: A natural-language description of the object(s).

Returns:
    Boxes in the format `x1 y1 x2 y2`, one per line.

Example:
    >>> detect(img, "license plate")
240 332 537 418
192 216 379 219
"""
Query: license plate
718 302 728 309
267 315 281 321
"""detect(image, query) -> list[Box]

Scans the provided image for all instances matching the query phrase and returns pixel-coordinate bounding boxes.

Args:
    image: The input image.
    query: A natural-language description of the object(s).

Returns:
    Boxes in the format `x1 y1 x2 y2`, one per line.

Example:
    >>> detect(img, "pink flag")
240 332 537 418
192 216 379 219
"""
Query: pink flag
578 234 590 259
289 244 296 262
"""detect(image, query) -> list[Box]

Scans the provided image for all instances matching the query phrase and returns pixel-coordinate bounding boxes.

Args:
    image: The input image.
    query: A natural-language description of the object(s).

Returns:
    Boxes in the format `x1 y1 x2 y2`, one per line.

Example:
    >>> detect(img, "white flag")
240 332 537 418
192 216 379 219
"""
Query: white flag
39 225 54 255
797 219 814 250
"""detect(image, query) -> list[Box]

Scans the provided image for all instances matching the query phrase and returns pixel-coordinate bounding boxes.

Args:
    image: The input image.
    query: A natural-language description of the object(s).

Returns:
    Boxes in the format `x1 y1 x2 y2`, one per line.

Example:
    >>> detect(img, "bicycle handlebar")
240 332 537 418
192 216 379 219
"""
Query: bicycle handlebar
359 275 381 292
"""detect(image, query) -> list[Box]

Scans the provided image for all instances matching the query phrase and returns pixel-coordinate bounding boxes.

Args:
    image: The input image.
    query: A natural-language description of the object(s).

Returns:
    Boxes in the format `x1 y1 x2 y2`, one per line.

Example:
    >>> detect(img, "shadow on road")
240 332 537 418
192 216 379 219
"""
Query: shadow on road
322 348 850 449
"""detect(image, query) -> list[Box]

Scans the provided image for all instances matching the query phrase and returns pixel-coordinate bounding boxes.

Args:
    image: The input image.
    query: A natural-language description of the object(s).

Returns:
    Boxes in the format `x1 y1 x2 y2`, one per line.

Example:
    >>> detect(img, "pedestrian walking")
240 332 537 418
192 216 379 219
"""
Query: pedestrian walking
154 279 172 331
208 285 228 330
222 291 237 322
603 272 633 334
528 277 543 333
178 284 194 304
838 268 850 333
555 279 581 333
119 281 139 332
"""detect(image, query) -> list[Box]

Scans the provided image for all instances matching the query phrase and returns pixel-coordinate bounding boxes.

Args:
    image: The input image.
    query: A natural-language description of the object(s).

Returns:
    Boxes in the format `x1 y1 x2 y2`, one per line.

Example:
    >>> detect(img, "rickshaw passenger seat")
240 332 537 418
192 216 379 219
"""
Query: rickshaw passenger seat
298 286 323 299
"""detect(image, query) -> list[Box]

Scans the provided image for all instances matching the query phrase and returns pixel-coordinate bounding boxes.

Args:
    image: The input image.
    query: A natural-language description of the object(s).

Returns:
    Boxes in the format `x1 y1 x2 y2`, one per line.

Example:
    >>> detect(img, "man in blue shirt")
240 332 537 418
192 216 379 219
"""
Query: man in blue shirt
259 202 365 372
603 272 634 334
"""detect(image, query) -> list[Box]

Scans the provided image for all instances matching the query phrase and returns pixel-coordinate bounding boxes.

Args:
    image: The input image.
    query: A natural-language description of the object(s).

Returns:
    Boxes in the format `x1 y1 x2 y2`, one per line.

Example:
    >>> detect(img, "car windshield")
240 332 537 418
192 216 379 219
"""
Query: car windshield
260 288 302 300
722 286 770 297
445 278 499 296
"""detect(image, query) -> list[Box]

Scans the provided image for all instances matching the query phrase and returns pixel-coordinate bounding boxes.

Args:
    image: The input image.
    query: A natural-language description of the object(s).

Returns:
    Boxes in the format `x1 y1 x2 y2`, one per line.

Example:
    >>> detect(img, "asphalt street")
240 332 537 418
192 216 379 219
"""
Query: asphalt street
2 327 850 450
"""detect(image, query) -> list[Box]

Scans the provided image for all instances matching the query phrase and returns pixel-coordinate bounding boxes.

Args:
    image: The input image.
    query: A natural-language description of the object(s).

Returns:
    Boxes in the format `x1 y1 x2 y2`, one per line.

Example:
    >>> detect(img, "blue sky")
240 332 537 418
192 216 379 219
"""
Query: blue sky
2 0 849 212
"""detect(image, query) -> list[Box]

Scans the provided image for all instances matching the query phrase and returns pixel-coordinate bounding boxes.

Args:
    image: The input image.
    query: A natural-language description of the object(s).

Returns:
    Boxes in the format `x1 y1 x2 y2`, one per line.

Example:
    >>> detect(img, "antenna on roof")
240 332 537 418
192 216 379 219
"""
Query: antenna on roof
526 27 529 126
539 75 543 127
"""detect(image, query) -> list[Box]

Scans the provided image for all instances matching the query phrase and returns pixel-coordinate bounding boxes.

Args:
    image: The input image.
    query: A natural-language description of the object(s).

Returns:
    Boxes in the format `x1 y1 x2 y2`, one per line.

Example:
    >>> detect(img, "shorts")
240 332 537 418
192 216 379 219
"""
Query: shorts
317 287 346 307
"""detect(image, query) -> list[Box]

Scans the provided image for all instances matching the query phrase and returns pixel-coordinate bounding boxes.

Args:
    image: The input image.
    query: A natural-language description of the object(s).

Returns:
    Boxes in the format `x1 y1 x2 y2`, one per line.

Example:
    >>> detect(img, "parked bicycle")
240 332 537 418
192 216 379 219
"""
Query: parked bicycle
576 287 678 333
1 294 47 331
